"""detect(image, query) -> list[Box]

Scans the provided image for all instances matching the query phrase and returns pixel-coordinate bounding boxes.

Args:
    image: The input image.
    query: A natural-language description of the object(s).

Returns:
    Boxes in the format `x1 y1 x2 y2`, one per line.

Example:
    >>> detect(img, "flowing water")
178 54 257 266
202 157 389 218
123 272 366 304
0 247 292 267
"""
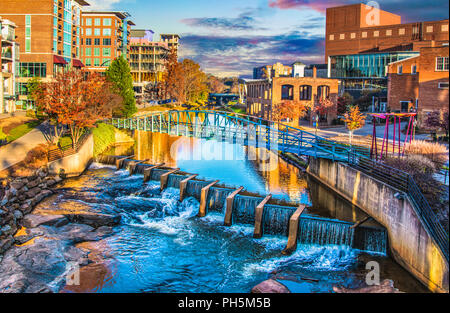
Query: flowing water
55 131 426 293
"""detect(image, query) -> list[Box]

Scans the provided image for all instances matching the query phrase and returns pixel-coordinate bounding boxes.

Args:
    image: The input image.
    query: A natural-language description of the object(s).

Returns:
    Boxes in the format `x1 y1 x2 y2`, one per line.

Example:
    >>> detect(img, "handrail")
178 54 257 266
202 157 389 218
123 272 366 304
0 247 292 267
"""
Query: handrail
48 131 90 162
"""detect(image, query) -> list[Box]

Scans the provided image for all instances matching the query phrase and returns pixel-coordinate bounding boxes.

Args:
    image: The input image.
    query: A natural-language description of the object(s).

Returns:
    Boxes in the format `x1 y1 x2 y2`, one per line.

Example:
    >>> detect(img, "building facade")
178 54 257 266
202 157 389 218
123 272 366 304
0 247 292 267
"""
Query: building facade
80 11 134 72
387 45 449 122
0 0 89 108
326 3 449 61
253 62 293 79
160 34 180 56
1 17 19 113
246 69 339 126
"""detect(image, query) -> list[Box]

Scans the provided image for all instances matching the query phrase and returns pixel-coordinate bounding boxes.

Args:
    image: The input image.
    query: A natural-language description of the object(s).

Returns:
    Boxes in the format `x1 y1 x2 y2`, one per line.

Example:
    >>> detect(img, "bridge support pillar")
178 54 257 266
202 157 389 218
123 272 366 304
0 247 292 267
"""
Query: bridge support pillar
143 163 165 183
253 195 272 239
198 180 219 217
224 187 244 226
160 168 180 191
282 205 306 256
116 155 134 170
179 174 198 201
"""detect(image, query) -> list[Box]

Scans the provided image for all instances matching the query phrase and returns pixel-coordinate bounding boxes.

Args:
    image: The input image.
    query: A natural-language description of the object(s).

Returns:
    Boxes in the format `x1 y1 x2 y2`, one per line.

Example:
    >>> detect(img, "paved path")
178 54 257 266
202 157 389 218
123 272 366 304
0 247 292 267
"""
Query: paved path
0 121 49 171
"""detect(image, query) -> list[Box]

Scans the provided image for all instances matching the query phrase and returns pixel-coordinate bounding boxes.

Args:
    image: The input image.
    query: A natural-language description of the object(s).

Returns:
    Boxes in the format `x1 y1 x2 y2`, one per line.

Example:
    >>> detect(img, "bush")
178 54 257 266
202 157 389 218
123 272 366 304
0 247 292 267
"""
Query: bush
0 127 7 141
405 140 449 165
24 144 48 165
93 123 116 157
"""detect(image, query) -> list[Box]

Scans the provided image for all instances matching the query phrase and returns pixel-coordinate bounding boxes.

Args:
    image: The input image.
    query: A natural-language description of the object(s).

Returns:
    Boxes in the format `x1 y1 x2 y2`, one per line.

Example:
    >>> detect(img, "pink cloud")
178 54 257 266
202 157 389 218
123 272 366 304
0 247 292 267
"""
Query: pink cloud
268 0 343 12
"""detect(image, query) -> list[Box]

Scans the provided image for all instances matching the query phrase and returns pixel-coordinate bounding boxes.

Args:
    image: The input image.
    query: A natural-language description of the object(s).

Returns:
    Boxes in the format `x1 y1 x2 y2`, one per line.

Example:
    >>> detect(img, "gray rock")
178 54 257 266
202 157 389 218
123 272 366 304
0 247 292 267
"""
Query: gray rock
20 203 32 215
33 190 53 205
251 279 291 293
65 213 121 228
13 210 23 220
0 236 14 254
10 181 25 190
27 179 41 189
22 214 69 229
45 179 56 187
26 187 41 198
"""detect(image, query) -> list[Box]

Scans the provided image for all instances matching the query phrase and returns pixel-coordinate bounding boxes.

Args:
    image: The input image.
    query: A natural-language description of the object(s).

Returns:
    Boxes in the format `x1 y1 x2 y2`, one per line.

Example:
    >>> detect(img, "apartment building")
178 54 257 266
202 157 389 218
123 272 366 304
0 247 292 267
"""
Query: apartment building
387 44 449 122
129 30 169 98
1 17 19 113
160 34 180 56
326 3 449 60
0 0 89 108
80 11 135 72
253 62 293 79
246 67 339 126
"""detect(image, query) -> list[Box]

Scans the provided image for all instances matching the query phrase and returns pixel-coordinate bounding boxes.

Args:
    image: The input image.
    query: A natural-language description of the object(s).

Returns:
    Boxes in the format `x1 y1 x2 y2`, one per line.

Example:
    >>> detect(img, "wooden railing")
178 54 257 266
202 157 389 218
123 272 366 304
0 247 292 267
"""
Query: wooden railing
47 131 90 162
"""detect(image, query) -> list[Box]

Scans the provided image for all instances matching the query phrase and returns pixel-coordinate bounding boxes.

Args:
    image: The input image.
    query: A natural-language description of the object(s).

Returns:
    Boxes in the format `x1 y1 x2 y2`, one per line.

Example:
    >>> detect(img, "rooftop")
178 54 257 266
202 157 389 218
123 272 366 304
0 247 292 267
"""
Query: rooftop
81 11 136 25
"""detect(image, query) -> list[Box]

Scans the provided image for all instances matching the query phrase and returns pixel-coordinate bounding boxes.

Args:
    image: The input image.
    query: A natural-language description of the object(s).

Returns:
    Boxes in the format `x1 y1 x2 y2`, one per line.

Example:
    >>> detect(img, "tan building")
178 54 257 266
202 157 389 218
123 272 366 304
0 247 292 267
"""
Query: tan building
326 3 449 61
1 17 19 113
80 11 135 72
0 0 89 108
387 44 449 123
160 34 180 56
246 68 339 126
253 62 293 79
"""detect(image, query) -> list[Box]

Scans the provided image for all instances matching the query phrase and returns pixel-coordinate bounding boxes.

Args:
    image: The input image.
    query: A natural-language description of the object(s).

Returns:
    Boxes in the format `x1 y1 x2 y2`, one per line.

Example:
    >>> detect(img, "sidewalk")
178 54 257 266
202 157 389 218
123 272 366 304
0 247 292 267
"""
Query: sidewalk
0 121 49 171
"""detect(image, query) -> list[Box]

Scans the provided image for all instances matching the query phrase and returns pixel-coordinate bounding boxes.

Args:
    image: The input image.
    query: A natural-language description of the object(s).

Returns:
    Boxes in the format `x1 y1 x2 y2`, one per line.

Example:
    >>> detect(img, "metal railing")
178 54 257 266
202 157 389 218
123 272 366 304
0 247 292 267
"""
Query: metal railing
348 151 449 261
47 131 90 162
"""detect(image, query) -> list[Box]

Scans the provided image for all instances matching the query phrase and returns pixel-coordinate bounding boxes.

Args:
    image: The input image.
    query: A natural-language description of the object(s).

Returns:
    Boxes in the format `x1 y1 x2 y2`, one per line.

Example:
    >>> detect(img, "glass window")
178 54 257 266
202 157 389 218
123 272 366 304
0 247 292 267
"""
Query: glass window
85 28 92 36
436 57 449 71
85 48 91 56
25 39 31 52
104 18 112 26
103 28 111 36
281 85 294 100
94 18 101 26
26 28 31 37
299 85 312 100
25 15 31 26
397 65 403 74
317 86 330 99
94 28 101 36
103 48 111 56
94 48 100 56
102 59 111 67
85 58 91 66
17 63 47 77
85 38 92 45
103 38 111 46
85 18 92 26
94 38 100 45
94 58 100 66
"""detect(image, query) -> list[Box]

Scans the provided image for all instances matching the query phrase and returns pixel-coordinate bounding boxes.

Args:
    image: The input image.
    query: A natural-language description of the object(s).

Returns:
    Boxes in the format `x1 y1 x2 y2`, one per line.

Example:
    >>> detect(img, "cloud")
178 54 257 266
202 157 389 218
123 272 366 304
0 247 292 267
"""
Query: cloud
181 14 263 31
86 0 123 10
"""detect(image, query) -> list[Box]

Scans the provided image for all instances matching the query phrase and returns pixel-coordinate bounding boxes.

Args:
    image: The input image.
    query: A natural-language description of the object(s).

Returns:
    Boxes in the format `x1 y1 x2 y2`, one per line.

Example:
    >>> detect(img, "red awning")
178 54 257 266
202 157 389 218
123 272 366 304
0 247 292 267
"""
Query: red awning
53 55 68 65
72 59 85 68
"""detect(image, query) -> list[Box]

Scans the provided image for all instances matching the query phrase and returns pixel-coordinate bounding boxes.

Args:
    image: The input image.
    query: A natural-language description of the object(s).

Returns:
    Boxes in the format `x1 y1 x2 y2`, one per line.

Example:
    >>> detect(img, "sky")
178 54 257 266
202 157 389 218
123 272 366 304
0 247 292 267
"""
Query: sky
86 0 449 78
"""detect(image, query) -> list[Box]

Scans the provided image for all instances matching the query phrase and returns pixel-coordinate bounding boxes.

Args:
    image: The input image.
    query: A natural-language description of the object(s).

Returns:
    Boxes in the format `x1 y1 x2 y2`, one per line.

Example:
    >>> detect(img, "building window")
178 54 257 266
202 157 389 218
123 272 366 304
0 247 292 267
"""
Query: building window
386 30 392 36
102 59 111 67
25 39 31 52
25 15 31 53
373 31 379 37
17 62 47 77
85 48 91 56
299 85 312 100
281 85 294 100
94 18 101 26
397 65 403 74
442 24 449 32
25 15 31 26
438 82 449 89
400 101 410 112
103 48 111 56
340 33 345 40
85 38 92 45
426 26 433 33
436 57 449 71
104 18 112 26
94 58 100 66
317 86 330 99
94 38 100 45
103 38 111 46
85 28 92 36
411 65 417 74
103 28 111 36
399 28 405 35
85 18 92 26
329 34 334 41
85 58 91 66
362 32 367 38
94 28 101 36
94 48 100 56
350 33 356 39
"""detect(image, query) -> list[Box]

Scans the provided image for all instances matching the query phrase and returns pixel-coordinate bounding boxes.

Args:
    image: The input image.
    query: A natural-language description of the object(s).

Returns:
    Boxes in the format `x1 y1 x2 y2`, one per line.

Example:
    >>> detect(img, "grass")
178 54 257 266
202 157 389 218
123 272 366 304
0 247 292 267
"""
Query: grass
93 123 116 157
135 105 186 116
58 136 73 149
6 120 42 143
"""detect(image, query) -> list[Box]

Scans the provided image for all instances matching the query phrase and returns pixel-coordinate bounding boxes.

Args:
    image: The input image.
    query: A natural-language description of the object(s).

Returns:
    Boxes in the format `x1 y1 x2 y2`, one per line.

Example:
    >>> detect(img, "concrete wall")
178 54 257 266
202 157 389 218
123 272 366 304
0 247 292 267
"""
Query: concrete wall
48 134 94 178
307 158 449 293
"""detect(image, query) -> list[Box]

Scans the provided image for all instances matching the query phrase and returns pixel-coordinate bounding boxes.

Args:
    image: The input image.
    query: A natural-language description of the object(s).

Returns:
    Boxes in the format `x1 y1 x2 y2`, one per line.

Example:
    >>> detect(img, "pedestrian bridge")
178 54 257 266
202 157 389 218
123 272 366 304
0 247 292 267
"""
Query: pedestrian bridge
111 110 368 162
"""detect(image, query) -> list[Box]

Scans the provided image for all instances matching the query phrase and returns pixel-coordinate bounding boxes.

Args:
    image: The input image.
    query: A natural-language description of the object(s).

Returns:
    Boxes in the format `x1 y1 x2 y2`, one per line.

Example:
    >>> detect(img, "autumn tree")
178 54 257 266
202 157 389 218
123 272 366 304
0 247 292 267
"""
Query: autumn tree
343 106 366 145
35 70 121 146
337 92 353 115
272 100 311 123
206 75 226 94
106 56 137 118
424 111 449 138
314 97 334 121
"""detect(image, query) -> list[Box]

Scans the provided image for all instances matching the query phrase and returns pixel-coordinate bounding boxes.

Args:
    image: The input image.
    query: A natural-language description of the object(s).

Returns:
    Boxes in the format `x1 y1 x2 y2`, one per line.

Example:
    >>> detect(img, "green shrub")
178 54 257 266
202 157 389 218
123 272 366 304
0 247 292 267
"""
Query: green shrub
0 127 7 141
93 123 116 157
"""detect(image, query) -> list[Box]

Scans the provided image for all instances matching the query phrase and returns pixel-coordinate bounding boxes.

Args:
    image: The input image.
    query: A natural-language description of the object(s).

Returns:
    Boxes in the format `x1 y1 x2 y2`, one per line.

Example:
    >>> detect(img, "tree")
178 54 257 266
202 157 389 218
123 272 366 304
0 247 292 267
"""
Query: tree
206 75 226 94
106 56 137 118
314 97 334 120
343 106 366 145
337 92 353 115
35 70 121 146
424 111 449 139
272 100 311 123
27 77 43 102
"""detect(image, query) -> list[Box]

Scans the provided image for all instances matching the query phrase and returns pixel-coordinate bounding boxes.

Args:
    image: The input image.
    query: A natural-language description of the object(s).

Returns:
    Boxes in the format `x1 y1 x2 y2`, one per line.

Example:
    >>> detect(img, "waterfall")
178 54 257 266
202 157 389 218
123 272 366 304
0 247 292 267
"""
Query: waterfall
167 174 187 189
354 227 387 254
150 169 166 181
298 216 355 247
232 195 264 225
206 187 233 213
262 205 296 236
185 180 210 199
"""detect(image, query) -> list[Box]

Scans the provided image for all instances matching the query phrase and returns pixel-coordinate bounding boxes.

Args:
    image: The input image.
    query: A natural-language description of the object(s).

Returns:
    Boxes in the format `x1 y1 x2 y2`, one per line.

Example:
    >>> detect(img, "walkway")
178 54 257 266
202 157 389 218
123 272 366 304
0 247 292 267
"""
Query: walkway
0 121 49 171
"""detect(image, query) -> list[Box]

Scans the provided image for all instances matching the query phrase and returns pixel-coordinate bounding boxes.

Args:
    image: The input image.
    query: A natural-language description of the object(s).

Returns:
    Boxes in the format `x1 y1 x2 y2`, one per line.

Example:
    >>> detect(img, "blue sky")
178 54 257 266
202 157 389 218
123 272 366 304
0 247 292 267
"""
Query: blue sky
87 0 449 77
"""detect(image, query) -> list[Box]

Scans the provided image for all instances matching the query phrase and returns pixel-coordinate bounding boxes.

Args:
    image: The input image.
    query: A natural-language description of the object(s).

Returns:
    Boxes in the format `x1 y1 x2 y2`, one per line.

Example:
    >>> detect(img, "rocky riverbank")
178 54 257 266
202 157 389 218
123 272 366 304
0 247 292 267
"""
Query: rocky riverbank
0 167 121 293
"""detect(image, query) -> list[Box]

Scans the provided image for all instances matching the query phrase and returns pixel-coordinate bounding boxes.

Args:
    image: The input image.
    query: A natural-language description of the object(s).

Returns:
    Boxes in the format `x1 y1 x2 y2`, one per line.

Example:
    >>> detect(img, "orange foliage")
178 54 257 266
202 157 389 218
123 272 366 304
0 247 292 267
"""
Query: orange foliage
343 106 366 131
272 100 311 122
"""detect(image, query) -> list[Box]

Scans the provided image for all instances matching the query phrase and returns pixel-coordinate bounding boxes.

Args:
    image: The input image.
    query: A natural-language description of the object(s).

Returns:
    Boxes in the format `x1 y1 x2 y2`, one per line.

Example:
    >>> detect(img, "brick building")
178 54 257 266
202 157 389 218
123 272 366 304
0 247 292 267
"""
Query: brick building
160 34 180 56
1 17 19 113
0 0 89 108
245 68 339 126
80 11 135 72
326 3 449 61
387 44 449 122
253 62 293 79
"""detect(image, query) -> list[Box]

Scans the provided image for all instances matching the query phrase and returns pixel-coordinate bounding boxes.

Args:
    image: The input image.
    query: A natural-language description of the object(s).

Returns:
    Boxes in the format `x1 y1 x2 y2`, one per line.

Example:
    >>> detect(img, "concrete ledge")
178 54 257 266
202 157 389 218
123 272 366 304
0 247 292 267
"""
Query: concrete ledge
253 195 272 239
282 205 306 255
143 163 164 182
224 187 244 226
198 180 219 217
160 169 179 191
180 175 198 201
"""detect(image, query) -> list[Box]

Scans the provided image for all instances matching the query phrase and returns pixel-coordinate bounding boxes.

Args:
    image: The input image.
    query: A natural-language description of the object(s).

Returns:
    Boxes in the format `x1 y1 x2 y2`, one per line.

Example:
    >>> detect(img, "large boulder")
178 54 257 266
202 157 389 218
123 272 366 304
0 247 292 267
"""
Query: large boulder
22 214 69 229
251 279 291 293
64 213 121 228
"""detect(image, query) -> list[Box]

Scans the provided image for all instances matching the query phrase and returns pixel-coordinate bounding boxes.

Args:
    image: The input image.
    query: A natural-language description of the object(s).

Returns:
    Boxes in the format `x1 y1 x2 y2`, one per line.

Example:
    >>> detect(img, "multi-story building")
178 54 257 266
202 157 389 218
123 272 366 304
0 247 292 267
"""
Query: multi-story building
245 67 339 126
387 44 449 122
326 3 449 61
0 0 89 108
304 64 328 78
253 62 293 79
1 17 19 113
160 34 180 56
128 30 169 99
80 11 135 72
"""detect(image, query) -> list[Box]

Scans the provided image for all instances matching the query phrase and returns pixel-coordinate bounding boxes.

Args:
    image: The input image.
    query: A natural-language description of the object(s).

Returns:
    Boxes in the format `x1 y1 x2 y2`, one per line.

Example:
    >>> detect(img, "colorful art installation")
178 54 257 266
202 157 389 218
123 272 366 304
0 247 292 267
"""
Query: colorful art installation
368 113 417 160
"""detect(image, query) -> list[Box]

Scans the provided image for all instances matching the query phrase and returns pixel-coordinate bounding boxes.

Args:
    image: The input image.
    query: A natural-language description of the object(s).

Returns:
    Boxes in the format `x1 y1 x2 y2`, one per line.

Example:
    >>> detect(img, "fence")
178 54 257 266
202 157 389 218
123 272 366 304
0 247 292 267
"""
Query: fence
348 151 449 261
47 131 90 162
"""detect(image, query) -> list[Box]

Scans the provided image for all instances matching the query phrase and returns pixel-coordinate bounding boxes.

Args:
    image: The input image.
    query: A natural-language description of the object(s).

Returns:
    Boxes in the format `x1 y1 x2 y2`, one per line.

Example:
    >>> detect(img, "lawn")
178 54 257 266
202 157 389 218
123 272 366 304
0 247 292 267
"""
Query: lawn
5 120 42 143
